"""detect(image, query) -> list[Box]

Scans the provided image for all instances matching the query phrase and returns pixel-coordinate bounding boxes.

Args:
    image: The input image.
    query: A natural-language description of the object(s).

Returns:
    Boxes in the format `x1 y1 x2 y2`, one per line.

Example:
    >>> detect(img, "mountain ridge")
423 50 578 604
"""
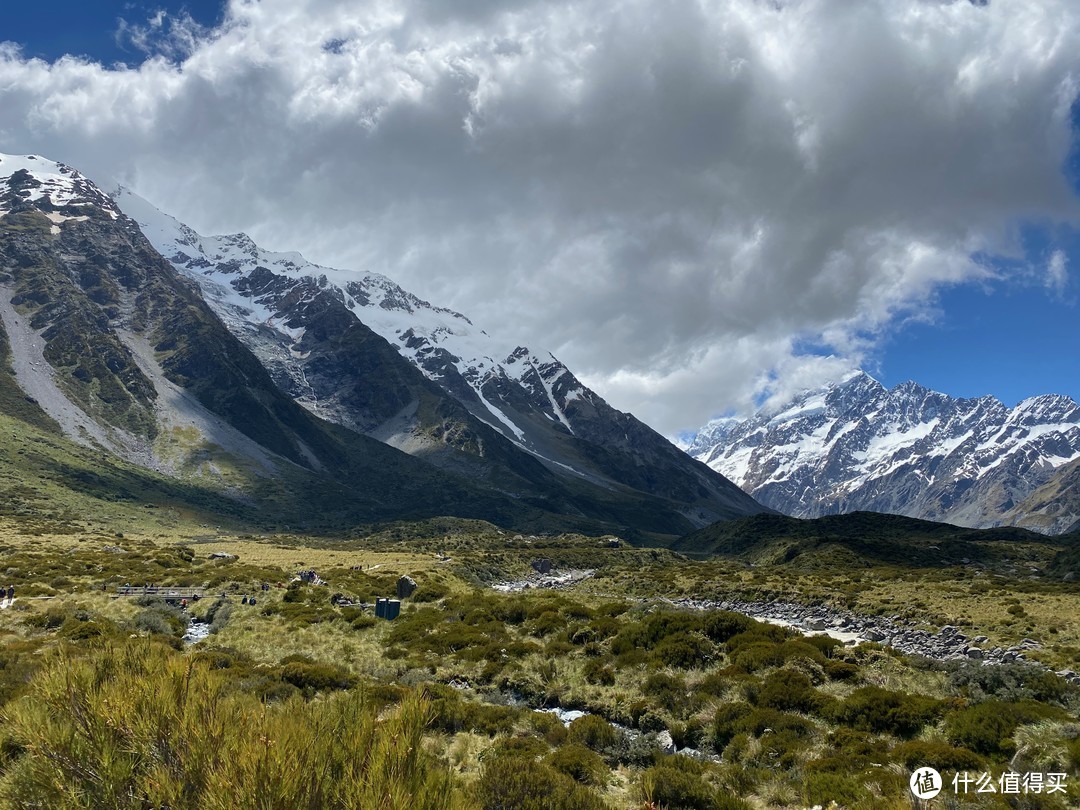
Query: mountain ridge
686 371 1080 533
0 151 765 538
110 178 762 530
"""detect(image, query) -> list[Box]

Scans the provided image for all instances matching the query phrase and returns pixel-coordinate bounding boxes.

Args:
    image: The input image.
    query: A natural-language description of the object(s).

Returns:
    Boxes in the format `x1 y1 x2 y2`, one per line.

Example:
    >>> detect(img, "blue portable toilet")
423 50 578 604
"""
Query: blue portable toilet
386 599 401 620
375 598 388 619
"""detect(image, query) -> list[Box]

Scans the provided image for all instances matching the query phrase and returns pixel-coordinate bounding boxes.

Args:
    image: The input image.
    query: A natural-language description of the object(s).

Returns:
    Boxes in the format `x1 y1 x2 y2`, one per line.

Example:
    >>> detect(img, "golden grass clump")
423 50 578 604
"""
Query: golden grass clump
0 642 469 810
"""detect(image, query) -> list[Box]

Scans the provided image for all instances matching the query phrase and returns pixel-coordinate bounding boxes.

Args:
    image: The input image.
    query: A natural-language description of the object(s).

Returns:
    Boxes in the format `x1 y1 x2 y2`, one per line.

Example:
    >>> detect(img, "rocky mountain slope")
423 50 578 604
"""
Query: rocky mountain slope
0 152 764 537
110 182 762 533
685 372 1080 533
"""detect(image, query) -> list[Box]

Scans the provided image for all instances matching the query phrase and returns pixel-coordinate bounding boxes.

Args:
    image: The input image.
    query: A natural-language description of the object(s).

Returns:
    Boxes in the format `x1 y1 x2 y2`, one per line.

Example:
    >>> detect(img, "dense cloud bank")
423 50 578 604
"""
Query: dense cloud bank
1 0 1078 432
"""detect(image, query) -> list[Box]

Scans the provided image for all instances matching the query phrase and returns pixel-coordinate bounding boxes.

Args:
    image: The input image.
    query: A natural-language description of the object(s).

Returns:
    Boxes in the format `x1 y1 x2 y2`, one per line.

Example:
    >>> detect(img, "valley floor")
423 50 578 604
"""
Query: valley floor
0 516 1078 809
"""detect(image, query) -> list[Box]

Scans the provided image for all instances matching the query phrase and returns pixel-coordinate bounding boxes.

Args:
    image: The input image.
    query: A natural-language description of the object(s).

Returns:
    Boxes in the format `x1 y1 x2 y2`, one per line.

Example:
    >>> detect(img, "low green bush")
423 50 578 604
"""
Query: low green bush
473 754 609 810
830 686 942 738
891 740 985 771
568 714 620 752
279 661 356 692
546 743 608 785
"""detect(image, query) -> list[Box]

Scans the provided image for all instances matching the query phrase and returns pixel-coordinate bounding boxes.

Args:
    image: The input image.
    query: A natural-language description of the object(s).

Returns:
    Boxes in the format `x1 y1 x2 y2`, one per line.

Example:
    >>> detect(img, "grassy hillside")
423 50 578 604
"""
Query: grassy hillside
674 511 1063 572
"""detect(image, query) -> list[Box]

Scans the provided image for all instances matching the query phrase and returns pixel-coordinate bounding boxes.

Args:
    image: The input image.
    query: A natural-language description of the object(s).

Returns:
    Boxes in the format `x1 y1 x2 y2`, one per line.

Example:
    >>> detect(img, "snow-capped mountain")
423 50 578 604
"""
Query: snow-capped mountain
109 184 763 529
0 151 765 535
113 187 579 448
685 372 1080 533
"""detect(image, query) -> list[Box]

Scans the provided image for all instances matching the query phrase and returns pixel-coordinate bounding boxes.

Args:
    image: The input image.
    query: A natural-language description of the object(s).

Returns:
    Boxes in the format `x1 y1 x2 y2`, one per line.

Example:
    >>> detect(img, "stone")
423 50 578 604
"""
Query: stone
655 730 677 755
965 647 984 660
531 559 552 574
397 575 417 599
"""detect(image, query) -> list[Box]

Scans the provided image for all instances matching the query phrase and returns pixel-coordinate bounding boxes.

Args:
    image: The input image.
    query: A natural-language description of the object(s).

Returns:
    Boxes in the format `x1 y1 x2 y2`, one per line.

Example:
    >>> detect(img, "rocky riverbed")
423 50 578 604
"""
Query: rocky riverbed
666 596 1080 684
492 569 595 593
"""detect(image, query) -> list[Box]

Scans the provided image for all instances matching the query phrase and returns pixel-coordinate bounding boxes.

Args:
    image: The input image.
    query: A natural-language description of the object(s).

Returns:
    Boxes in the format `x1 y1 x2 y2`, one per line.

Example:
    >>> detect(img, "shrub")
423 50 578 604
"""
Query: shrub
824 660 859 681
713 702 753 750
582 659 616 686
279 661 356 692
891 740 985 771
750 669 819 713
133 609 181 636
531 711 569 746
947 663 1073 706
643 672 689 713
831 687 942 738
943 700 1066 758
546 743 608 785
653 632 716 669
801 770 869 808
640 758 752 810
474 754 609 810
701 610 755 643
567 715 620 751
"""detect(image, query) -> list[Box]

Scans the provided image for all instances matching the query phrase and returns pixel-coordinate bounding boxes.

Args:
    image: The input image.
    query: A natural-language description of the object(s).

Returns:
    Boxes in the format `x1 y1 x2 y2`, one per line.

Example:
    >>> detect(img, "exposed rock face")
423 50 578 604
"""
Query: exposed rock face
0 152 766 536
0 154 504 526
685 372 1080 532
112 184 765 534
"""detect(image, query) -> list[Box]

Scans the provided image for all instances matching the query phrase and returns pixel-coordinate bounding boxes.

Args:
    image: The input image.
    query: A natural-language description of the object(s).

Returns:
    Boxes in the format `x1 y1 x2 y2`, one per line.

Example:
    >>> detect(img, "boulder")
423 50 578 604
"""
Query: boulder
397 575 417 599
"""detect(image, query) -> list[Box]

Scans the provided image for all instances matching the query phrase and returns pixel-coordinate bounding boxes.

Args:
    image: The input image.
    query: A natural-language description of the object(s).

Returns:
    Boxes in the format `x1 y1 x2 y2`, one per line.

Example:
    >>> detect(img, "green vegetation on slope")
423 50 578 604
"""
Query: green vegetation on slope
675 511 1063 572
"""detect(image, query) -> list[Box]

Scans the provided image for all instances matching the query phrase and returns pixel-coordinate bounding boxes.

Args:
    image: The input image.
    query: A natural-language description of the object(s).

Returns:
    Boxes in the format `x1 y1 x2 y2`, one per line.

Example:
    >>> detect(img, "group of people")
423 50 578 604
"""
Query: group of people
1 585 13 600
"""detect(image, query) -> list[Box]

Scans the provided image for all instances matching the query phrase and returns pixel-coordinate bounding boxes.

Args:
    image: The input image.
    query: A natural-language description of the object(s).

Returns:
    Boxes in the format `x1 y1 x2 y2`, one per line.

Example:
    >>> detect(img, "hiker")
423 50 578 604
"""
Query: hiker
241 595 248 605
6 585 13 600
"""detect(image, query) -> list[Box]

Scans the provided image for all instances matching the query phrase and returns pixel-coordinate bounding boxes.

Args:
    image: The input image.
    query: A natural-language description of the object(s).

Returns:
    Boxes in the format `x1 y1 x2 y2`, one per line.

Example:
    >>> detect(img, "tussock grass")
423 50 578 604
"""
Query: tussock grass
0 642 469 809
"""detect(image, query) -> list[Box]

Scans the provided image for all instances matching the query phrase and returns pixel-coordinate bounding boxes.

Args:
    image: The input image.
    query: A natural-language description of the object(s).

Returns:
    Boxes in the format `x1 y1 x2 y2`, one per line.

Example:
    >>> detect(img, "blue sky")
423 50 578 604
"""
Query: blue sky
3 2 224 65
874 110 1080 406
1 0 1078 430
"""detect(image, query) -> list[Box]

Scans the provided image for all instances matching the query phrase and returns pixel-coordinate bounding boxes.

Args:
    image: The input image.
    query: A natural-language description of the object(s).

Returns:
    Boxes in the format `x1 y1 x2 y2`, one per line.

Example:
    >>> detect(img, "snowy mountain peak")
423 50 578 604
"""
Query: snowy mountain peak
0 153 121 223
108 186 608 459
686 374 1080 533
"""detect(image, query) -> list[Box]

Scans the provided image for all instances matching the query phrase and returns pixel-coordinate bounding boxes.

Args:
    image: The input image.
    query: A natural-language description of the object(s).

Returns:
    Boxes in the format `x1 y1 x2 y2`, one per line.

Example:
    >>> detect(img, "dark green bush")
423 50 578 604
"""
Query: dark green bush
653 632 716 669
943 700 1066 758
801 770 869 808
567 715 619 751
701 611 755 643
582 659 615 686
713 702 753 750
546 743 608 785
750 669 819 713
279 661 356 692
474 754 609 810
831 687 942 738
530 711 568 746
824 660 859 681
891 740 985 771
641 757 751 810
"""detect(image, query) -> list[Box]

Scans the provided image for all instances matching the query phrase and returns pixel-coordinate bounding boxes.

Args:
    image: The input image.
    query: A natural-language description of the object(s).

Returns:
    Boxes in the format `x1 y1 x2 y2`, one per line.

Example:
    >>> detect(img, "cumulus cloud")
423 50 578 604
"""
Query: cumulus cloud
1 0 1078 434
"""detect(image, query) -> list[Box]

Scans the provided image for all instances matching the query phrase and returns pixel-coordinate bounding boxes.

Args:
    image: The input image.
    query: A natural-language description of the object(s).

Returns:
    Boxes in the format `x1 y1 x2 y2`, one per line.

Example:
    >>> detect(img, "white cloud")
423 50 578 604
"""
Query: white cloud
1 0 1078 434
1046 249 1069 296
